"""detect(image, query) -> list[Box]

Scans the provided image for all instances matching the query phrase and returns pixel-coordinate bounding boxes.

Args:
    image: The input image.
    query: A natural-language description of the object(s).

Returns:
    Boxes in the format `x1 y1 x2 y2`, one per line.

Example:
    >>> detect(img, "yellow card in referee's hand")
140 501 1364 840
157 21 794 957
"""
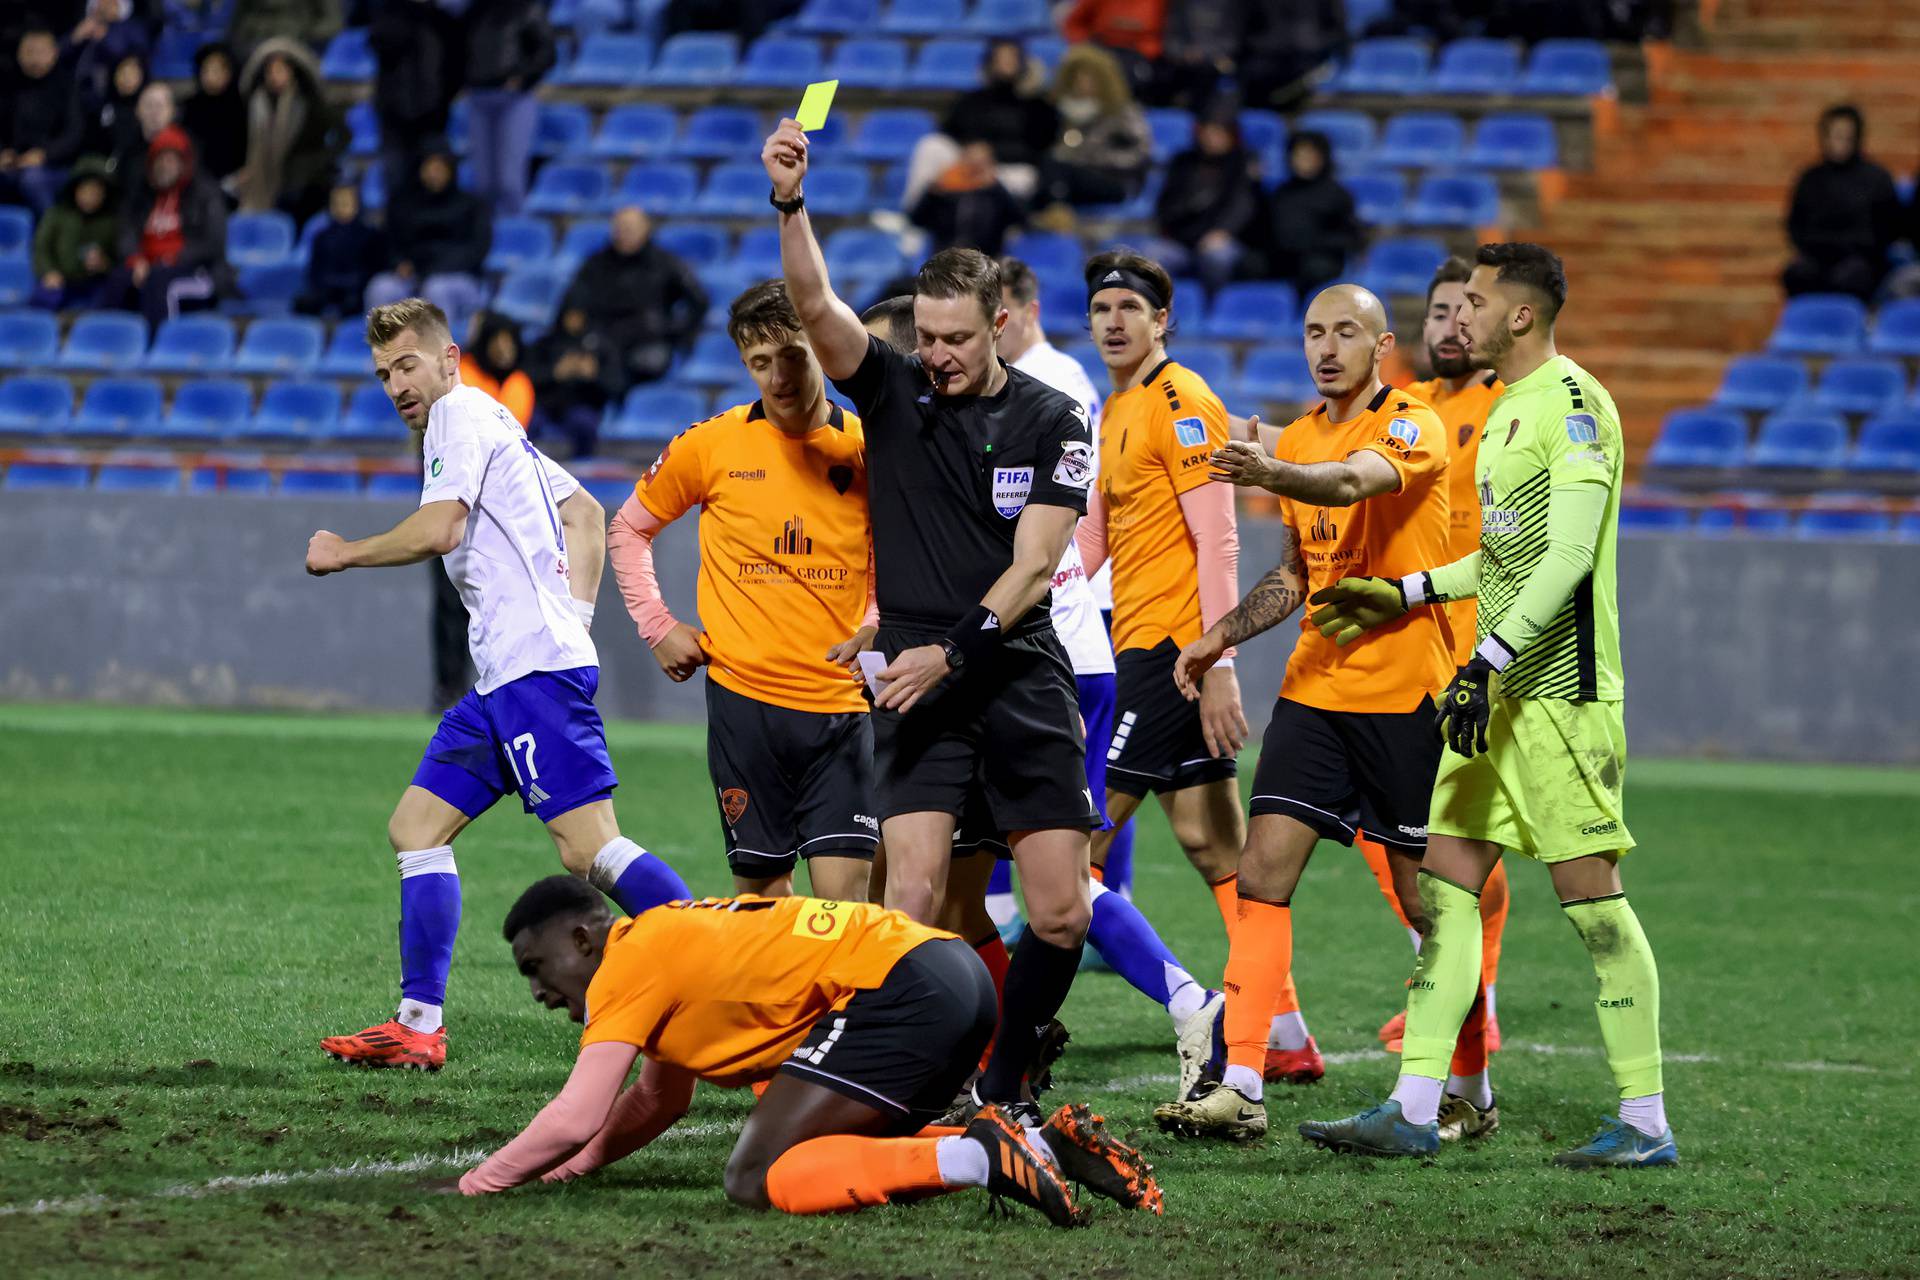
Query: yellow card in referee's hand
796 79 839 131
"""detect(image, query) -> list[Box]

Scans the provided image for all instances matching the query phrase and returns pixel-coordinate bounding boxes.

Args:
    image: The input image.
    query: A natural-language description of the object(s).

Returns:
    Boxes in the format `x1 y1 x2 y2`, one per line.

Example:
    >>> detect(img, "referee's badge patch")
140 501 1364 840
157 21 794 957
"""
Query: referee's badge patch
1173 416 1207 447
1052 440 1093 490
992 466 1033 518
1387 417 1420 447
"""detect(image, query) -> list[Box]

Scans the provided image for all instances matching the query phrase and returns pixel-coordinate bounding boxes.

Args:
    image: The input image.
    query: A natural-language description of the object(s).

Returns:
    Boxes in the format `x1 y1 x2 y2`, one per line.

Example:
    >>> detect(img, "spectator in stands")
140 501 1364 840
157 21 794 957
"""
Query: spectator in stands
1036 43 1152 213
660 0 804 44
226 0 342 59
236 37 342 224
75 52 151 181
67 0 151 108
364 141 490 340
181 42 248 184
1240 0 1345 109
30 157 119 309
459 310 535 428
1782 104 1902 303
1062 0 1164 89
0 26 83 212
1153 0 1240 109
463 0 555 216
1257 128 1359 299
911 142 1027 257
1154 106 1261 290
903 40 1056 210
368 0 464 209
528 306 620 459
296 180 386 318
103 125 231 327
560 206 708 393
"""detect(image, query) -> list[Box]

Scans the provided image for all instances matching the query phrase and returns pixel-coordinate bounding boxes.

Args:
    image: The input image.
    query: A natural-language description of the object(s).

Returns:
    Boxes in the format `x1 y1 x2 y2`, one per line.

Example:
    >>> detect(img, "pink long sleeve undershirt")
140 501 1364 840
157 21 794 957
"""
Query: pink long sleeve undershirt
1075 485 1240 658
607 495 682 647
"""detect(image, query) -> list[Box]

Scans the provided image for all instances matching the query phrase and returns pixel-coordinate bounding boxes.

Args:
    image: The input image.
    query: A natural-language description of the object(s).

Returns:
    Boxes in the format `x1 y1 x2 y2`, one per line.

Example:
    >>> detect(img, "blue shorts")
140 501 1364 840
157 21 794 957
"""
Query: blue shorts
1076 671 1115 830
411 667 617 824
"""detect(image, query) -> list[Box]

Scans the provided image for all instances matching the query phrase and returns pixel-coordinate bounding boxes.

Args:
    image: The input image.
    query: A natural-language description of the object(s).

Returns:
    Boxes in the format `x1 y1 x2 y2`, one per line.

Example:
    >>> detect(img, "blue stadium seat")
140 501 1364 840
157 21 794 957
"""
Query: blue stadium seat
245 381 341 439
648 33 738 86
346 100 379 156
1024 34 1066 76
150 27 209 80
556 33 655 86
525 162 612 216
1293 110 1376 164
679 333 744 384
533 102 595 158
1520 39 1612 96
485 216 556 275
697 163 778 217
548 0 627 34
0 309 59 366
1203 282 1299 341
1810 358 1907 416
359 161 387 211
967 0 1051 34
235 262 304 316
56 313 148 371
1713 354 1807 412
1796 508 1892 540
1238 110 1286 170
652 222 730 269
1619 504 1692 534
1146 109 1194 160
1343 172 1407 225
877 163 909 209
675 106 765 161
882 0 965 35
1372 112 1465 169
189 452 273 493
733 227 784 280
339 385 402 441
1898 512 1920 542
161 379 252 437
1004 231 1083 280
1429 38 1519 95
320 325 370 377
794 0 880 33
849 110 935 163
910 39 986 91
494 272 567 330
367 471 420 500
445 98 471 155
0 375 73 431
1360 236 1447 297
1849 413 1920 472
1869 298 1920 357
1749 413 1849 469
612 386 709 440
0 259 29 307
738 36 824 87
0 206 33 260
1769 294 1867 356
4 462 90 490
827 37 910 90
1333 38 1431 94
228 211 297 268
556 221 610 269
1161 344 1227 390
233 318 324 374
1406 172 1501 227
591 104 679 159
823 228 906 281
1236 348 1318 404
320 29 374 80
95 463 182 493
1645 408 1748 469
145 315 236 372
71 378 165 436
805 164 872 217
615 162 698 217
281 469 363 497
1466 113 1557 170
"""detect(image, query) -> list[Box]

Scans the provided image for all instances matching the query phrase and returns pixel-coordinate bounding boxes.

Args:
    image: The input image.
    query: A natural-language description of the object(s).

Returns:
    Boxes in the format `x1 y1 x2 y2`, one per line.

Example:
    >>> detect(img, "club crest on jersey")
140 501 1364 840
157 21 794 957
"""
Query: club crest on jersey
1173 416 1207 447
429 457 443 477
1052 440 1093 489
1386 417 1420 447
992 467 1033 518
721 788 750 825
1565 412 1599 444
828 464 853 495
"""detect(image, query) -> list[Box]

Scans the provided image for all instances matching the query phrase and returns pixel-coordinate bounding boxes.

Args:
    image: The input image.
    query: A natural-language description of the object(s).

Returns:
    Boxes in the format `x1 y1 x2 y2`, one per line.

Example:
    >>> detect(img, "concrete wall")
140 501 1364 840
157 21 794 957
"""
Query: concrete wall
4 492 1918 763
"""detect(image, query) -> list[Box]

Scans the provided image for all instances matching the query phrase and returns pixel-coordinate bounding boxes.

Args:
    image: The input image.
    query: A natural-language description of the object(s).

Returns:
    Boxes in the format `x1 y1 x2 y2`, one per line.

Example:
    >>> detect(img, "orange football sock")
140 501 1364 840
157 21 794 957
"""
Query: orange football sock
1209 873 1240 943
1479 859 1510 988
1089 863 1106 884
1223 894 1293 1074
765 1135 951 1215
1449 985 1490 1077
1356 834 1412 930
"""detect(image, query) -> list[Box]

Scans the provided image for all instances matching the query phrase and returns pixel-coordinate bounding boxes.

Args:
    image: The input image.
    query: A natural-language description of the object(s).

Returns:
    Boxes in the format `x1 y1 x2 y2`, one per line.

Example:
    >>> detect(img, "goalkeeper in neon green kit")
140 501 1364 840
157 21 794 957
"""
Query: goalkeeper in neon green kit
1300 242 1675 1168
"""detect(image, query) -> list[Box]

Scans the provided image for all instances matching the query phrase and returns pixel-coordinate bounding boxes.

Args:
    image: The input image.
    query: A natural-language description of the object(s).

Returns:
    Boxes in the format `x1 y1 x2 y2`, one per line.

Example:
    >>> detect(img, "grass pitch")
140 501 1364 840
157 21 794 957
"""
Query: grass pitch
0 703 1913 1278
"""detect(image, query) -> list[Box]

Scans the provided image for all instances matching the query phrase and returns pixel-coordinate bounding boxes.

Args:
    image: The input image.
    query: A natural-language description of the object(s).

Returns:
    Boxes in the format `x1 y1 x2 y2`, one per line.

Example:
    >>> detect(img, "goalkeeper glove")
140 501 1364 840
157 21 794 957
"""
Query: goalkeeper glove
1307 575 1410 646
1435 656 1496 758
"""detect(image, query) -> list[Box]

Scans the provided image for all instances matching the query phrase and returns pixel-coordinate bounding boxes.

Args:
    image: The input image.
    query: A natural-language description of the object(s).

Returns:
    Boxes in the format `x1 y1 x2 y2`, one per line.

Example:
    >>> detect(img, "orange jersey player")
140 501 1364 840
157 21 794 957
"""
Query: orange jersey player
609 281 878 903
455 877 1163 1225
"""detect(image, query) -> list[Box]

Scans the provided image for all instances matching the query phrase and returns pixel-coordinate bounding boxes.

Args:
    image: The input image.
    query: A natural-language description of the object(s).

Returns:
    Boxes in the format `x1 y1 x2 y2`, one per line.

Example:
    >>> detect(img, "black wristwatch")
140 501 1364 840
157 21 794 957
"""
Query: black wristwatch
939 639 964 673
769 187 805 215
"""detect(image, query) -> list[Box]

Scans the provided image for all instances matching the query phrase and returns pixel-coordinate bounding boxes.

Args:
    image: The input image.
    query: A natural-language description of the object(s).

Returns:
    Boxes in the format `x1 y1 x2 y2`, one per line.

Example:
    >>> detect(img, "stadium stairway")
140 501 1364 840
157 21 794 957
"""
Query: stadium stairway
1513 0 1920 463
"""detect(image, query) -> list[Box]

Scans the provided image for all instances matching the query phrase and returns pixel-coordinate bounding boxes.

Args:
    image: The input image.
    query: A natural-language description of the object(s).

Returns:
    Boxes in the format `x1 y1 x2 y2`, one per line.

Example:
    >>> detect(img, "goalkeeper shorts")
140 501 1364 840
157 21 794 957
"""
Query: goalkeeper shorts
1428 695 1635 862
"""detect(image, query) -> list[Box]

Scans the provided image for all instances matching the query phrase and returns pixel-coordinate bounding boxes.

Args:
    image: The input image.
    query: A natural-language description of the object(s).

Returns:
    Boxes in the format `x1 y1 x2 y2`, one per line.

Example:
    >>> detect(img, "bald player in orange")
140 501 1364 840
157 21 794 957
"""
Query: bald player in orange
454 876 1162 1225
1152 284 1458 1143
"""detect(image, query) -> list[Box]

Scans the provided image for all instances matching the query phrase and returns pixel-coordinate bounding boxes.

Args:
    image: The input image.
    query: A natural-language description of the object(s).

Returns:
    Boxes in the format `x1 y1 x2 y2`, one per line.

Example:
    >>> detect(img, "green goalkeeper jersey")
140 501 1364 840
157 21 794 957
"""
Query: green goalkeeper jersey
1474 354 1624 701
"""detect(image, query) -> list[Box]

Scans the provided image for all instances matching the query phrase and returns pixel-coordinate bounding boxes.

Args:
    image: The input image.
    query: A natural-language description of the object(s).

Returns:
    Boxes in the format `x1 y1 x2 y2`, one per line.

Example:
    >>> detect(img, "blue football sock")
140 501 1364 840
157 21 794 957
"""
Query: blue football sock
587 837 690 916
1104 818 1136 895
1087 880 1197 1013
396 846 461 1007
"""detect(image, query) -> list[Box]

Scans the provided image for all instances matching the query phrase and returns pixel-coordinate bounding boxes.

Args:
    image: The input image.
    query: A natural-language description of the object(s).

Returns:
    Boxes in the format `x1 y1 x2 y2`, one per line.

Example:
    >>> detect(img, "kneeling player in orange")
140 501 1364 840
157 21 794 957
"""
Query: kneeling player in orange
457 878 1162 1224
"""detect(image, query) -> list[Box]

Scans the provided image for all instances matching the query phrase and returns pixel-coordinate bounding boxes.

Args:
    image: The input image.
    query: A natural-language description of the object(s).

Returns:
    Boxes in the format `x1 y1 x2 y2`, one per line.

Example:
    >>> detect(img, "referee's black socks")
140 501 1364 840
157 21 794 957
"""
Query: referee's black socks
977 926 1084 1103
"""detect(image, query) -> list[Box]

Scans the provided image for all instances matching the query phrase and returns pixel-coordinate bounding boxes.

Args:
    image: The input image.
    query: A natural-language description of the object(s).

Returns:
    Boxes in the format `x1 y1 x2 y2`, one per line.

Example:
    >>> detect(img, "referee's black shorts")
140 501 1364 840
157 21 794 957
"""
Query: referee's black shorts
1104 639 1239 798
1249 695 1442 853
869 624 1100 835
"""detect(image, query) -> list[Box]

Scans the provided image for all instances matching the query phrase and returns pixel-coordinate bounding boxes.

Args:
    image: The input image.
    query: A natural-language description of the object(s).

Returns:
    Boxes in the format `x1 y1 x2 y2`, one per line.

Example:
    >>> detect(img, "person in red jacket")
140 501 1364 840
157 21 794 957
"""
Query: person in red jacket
101 125 229 328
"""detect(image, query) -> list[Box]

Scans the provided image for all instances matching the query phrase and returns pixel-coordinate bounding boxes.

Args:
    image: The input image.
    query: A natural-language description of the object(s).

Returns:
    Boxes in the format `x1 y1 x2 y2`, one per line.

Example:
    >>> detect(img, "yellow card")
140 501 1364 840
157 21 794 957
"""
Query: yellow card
796 79 839 132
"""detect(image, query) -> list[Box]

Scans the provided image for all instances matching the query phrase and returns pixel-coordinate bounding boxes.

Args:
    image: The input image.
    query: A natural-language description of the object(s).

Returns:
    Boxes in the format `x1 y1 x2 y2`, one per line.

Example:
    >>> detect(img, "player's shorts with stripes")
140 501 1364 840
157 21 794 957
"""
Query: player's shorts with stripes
779 936 998 1130
1104 639 1238 797
1249 695 1442 852
706 677 879 881
1429 695 1635 862
412 666 617 823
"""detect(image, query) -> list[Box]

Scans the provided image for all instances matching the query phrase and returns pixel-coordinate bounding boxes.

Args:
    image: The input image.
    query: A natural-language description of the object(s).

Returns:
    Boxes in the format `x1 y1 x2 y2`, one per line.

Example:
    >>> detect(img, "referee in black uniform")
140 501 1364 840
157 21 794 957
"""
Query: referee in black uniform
763 119 1099 1113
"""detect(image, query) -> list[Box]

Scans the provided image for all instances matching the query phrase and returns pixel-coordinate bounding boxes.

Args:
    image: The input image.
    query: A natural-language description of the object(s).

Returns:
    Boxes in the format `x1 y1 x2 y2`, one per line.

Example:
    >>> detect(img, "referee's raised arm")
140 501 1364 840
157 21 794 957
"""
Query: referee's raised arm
763 119 869 381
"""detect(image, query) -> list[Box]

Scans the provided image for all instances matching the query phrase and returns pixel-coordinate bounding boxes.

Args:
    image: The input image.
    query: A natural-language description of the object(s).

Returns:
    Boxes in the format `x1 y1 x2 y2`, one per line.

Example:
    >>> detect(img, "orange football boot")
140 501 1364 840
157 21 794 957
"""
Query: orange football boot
320 1019 446 1071
1262 1035 1325 1084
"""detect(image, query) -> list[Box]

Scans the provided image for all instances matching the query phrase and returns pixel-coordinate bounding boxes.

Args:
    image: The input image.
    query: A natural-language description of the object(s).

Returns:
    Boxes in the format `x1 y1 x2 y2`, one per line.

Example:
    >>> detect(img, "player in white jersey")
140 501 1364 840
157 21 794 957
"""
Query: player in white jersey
302 298 689 1072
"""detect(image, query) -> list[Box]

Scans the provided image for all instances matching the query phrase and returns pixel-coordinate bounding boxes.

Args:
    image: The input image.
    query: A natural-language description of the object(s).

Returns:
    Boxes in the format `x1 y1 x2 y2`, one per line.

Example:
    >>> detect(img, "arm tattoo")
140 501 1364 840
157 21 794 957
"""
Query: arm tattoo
1218 526 1306 648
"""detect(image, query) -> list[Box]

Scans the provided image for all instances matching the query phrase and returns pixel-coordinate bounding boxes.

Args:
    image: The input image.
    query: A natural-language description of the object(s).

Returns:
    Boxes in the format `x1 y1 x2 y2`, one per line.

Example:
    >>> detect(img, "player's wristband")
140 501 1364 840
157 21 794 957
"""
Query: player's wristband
1475 632 1516 671
571 597 596 630
1401 572 1434 607
944 604 1004 670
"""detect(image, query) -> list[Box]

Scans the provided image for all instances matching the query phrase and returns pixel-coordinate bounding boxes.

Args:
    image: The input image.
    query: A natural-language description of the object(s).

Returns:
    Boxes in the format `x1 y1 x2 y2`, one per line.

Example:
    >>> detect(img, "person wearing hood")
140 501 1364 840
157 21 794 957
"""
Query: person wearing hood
1783 104 1902 302
30 158 120 309
460 311 536 428
559 206 708 393
464 0 556 216
236 37 343 224
75 52 150 178
297 180 387 319
1257 129 1359 299
1154 107 1262 290
1038 43 1152 210
103 125 230 327
363 142 490 341
181 42 248 183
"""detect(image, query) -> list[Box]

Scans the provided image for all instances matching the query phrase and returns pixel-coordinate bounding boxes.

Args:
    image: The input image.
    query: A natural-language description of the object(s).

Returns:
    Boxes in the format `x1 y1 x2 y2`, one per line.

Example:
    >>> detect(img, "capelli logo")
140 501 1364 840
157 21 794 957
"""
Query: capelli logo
728 469 767 481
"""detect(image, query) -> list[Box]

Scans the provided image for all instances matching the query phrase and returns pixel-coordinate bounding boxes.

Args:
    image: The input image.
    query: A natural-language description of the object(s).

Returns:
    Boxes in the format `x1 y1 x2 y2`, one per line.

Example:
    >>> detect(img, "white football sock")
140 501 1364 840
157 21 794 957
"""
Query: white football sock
936 1134 990 1187
1445 1069 1493 1109
1485 984 1497 1021
1022 1126 1057 1165
1408 926 1423 953
1223 1064 1263 1102
396 998 443 1034
1619 1092 1667 1137
1165 974 1206 1023
1390 1074 1443 1126
1267 1010 1310 1051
